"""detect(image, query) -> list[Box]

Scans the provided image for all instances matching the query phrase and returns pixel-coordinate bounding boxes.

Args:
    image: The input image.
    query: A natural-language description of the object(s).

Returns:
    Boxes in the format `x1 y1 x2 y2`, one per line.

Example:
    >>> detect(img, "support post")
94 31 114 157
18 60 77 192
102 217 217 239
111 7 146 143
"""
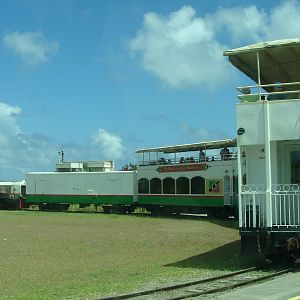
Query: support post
264 101 272 228
237 144 243 228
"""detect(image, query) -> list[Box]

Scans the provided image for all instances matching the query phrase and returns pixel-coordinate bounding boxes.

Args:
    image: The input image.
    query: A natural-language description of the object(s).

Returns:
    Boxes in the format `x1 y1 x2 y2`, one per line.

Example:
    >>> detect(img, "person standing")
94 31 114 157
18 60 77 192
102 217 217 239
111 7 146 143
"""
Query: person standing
267 82 288 101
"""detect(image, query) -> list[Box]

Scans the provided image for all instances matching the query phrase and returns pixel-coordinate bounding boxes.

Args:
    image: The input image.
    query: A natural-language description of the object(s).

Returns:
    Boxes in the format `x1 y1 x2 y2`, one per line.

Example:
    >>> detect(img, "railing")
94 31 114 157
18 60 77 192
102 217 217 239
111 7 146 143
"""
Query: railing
237 82 300 103
271 184 300 228
138 154 237 166
240 184 266 229
240 184 300 230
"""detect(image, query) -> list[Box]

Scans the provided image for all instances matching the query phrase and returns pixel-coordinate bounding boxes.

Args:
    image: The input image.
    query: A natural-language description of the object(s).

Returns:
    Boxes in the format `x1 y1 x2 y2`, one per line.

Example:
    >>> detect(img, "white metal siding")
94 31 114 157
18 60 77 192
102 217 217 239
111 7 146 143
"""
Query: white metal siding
26 171 136 196
236 103 265 145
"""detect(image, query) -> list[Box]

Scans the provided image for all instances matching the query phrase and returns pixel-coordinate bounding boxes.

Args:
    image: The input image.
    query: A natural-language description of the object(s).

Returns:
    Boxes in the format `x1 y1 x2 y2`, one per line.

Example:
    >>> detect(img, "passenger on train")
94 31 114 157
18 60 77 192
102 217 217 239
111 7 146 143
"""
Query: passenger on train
199 150 206 161
267 82 288 101
241 86 262 102
179 157 185 164
242 86 250 94
220 147 230 160
122 165 129 171
159 157 167 164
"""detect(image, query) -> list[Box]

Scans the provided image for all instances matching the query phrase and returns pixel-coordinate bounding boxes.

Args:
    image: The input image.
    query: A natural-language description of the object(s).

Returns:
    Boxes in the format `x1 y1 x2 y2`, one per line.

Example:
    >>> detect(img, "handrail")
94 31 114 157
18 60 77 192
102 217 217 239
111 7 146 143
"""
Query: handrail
237 81 300 102
238 90 300 101
237 81 300 90
240 184 300 228
138 154 237 166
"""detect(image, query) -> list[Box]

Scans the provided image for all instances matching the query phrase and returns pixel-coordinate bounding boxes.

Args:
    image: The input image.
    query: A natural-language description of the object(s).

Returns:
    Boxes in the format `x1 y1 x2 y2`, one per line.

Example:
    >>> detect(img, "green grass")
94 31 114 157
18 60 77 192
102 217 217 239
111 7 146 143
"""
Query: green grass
0 211 263 299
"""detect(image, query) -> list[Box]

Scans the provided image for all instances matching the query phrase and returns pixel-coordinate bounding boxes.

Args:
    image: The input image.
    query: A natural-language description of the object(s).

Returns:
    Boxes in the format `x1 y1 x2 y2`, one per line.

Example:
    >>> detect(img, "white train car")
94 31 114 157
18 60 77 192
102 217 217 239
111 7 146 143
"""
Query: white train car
26 171 137 213
0 181 26 209
224 39 300 256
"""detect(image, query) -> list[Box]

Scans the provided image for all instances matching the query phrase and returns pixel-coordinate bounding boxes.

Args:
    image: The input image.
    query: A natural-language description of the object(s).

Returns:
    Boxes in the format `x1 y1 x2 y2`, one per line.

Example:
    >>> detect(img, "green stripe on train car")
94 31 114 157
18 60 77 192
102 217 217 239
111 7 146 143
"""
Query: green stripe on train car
137 195 224 207
26 194 134 205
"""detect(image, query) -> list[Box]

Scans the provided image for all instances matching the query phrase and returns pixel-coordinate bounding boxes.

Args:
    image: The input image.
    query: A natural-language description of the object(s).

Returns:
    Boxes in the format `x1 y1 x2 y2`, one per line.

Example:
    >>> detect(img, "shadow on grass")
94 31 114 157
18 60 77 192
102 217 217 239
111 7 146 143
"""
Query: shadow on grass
165 240 264 271
129 213 239 230
205 218 239 230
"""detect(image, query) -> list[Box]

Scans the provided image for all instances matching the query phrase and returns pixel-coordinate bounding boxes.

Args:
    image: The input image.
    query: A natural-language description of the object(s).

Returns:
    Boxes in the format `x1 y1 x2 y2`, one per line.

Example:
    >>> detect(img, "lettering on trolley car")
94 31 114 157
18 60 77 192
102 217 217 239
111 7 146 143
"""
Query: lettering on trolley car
157 163 209 173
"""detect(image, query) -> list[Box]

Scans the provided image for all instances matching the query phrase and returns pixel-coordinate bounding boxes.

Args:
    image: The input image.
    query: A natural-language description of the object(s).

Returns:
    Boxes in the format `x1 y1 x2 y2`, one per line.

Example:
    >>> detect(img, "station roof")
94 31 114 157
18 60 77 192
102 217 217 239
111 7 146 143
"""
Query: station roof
136 139 236 154
223 38 300 91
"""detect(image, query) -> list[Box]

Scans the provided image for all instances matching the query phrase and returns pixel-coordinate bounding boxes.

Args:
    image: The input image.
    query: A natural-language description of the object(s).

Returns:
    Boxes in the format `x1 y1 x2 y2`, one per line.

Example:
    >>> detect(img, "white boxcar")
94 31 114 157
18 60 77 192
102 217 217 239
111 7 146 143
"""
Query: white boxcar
26 171 137 212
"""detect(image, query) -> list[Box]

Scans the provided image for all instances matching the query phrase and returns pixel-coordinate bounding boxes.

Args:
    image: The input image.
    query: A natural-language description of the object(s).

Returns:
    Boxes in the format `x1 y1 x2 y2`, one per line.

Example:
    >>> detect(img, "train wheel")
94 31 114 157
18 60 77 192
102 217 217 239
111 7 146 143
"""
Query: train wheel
126 206 134 214
102 206 112 214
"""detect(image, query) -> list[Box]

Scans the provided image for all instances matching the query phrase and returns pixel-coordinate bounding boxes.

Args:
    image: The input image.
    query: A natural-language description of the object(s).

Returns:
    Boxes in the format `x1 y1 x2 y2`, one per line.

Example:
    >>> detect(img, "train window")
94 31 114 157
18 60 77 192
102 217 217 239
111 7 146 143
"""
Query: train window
242 173 247 185
163 177 175 194
150 178 162 194
21 185 26 196
176 177 189 194
233 176 238 195
191 176 205 194
291 151 300 183
138 178 149 194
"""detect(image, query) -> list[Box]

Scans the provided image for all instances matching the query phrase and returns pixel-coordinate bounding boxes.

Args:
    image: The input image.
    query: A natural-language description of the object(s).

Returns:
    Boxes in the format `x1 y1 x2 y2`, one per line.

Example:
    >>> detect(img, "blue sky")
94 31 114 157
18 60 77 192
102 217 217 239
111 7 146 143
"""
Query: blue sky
1 0 300 180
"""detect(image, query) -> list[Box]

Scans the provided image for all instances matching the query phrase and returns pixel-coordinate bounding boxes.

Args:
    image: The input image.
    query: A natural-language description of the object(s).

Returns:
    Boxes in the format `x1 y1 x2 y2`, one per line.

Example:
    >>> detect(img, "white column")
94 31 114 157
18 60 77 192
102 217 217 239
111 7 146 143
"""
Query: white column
237 143 243 228
264 101 272 228
257 51 262 101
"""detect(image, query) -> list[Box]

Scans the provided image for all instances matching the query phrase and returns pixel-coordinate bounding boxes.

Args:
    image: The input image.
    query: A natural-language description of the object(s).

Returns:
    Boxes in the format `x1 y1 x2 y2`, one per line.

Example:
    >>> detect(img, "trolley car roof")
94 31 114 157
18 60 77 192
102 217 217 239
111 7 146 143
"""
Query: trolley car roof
223 38 300 91
136 139 236 154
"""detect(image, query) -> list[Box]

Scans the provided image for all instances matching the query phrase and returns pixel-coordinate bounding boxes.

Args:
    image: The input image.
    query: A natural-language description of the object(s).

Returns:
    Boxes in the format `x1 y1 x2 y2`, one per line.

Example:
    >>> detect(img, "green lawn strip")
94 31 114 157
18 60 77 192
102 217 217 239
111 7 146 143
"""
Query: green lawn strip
0 211 262 299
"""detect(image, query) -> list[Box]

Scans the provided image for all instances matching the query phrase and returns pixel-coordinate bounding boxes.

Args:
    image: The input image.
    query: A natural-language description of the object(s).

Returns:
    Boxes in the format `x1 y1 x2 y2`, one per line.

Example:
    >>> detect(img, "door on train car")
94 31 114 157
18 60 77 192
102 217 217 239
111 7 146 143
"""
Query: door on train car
223 175 232 205
284 145 300 184
280 144 300 226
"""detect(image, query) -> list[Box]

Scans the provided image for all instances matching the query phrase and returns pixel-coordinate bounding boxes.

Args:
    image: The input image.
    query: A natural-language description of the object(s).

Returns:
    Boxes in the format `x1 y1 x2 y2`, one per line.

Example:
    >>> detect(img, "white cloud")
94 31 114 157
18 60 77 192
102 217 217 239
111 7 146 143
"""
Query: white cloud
210 5 267 43
128 1 300 90
264 0 300 40
0 103 22 137
0 103 127 179
3 31 59 67
211 0 300 43
128 6 228 90
92 129 124 160
0 102 58 180
179 122 228 142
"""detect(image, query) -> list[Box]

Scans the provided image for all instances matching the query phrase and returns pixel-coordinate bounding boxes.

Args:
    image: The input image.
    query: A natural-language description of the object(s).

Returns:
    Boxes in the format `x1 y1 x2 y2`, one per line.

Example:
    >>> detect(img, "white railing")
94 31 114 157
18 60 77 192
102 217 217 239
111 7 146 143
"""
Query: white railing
237 82 300 102
240 184 300 230
138 154 237 166
271 184 300 228
240 184 266 229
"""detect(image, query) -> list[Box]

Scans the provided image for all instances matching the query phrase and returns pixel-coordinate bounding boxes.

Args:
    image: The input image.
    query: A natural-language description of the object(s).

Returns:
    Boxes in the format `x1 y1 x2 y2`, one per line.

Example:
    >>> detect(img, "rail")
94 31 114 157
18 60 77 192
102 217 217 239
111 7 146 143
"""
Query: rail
138 154 237 167
97 265 292 300
240 184 266 229
237 82 300 103
240 184 300 230
272 184 300 228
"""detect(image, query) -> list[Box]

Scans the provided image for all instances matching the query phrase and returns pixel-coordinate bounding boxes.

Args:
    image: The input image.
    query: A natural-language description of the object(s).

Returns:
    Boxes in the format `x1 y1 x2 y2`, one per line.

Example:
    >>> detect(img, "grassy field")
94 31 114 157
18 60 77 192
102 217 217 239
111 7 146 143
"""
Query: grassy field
0 211 263 299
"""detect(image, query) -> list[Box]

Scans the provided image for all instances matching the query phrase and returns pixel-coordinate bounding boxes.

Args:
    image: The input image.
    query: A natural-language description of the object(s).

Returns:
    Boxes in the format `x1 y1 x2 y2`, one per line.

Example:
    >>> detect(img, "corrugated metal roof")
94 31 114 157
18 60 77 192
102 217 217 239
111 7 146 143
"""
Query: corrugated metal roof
136 139 237 154
223 38 300 91
224 39 300 56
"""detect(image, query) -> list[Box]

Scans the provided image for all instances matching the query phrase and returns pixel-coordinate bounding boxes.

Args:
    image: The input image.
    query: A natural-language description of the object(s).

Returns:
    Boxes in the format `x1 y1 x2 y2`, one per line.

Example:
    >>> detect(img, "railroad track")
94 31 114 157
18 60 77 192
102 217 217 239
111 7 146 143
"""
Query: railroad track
97 265 292 300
